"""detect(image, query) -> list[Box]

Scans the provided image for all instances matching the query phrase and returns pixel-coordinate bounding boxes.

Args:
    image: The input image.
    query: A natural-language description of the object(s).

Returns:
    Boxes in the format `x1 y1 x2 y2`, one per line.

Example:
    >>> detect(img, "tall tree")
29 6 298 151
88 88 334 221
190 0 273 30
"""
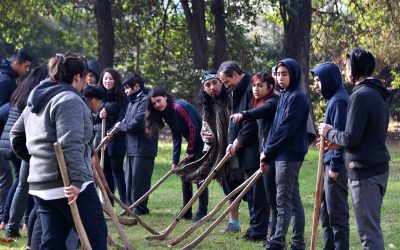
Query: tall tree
180 0 208 105
279 0 312 94
211 0 228 69
94 0 114 69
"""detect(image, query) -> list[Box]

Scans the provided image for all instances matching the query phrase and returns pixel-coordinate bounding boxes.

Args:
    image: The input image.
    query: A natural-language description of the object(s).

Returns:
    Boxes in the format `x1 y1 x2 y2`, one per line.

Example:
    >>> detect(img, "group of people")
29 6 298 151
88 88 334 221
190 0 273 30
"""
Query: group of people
0 46 391 250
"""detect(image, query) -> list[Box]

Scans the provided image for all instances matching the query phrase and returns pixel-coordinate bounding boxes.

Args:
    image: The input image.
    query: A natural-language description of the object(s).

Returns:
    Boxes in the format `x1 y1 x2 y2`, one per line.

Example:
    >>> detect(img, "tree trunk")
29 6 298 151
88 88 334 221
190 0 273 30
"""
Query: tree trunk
211 0 228 69
94 0 114 69
180 0 208 107
279 0 312 96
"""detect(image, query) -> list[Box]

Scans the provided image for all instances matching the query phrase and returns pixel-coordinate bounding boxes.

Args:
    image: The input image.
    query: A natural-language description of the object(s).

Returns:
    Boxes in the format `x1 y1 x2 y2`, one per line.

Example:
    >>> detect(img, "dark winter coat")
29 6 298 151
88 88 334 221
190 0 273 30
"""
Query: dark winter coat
311 62 349 172
161 100 203 165
0 59 18 106
0 105 21 161
327 78 391 180
228 73 260 169
0 103 9 135
263 59 309 162
119 90 158 157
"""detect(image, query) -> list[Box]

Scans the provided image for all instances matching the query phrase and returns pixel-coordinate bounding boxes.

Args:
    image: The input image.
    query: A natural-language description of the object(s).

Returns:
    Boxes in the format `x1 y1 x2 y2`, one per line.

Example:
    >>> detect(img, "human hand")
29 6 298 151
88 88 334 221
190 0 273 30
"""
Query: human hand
318 123 333 137
230 113 243 123
316 138 342 151
64 185 80 204
329 170 338 182
185 153 194 160
100 108 107 119
202 131 214 143
226 144 235 156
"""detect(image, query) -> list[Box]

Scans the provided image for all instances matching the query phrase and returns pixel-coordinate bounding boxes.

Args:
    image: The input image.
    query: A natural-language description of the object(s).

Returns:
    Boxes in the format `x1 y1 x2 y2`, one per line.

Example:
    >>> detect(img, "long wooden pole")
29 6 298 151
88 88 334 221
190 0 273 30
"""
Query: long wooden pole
310 135 325 250
100 118 106 169
53 143 92 250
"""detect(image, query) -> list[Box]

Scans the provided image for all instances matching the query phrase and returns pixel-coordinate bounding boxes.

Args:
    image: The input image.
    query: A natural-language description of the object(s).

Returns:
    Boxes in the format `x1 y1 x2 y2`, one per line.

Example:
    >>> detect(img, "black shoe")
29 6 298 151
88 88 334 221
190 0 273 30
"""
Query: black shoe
192 211 207 222
182 211 193 220
243 230 266 242
290 245 305 250
265 239 284 250
6 228 21 239
132 209 149 216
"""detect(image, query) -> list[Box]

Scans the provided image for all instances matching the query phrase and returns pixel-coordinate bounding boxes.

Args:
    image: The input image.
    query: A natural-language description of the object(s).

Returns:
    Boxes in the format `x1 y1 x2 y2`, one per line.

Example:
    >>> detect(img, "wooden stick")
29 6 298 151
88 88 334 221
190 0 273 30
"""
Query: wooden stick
53 143 92 250
164 171 256 247
100 118 106 169
95 126 119 153
310 135 326 250
102 203 137 226
145 153 230 241
181 170 263 250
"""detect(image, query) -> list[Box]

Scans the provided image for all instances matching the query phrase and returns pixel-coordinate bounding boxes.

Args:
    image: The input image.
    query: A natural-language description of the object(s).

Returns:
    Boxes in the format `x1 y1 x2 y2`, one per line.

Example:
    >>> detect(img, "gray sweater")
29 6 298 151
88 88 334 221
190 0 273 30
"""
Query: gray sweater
10 80 94 190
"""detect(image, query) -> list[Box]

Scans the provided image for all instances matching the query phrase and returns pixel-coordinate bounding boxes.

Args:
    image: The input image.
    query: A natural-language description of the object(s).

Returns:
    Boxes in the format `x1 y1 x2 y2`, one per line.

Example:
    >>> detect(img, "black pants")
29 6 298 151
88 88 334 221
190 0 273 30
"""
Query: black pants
104 154 126 204
181 180 208 216
263 163 277 237
125 156 155 214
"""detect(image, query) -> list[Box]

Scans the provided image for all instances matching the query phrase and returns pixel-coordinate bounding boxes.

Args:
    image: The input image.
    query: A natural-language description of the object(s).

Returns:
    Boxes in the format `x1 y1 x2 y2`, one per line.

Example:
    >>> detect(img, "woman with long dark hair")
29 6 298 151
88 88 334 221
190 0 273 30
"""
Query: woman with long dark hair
98 68 127 204
10 53 107 249
145 87 208 221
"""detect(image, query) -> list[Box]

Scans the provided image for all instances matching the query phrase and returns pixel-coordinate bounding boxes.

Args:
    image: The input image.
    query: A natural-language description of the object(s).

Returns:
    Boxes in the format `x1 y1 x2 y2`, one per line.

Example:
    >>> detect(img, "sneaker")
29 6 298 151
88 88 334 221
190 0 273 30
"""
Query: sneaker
192 211 207 222
0 222 6 230
6 228 21 239
221 222 240 233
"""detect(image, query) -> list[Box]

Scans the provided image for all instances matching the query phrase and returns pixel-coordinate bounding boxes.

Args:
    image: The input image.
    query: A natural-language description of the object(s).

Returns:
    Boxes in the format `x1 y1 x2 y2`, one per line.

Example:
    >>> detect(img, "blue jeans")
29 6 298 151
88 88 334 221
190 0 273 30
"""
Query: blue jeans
33 183 107 250
2 158 21 223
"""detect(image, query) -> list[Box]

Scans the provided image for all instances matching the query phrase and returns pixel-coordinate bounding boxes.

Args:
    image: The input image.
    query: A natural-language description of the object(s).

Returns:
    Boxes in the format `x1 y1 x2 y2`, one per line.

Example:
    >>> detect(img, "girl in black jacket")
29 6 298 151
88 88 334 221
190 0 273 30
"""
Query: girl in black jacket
145 88 208 221
98 68 128 204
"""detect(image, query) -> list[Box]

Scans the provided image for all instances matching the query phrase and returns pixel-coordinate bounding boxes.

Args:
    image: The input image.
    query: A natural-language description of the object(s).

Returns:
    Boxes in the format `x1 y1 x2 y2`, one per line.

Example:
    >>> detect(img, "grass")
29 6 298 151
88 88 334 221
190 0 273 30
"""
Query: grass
2 140 400 250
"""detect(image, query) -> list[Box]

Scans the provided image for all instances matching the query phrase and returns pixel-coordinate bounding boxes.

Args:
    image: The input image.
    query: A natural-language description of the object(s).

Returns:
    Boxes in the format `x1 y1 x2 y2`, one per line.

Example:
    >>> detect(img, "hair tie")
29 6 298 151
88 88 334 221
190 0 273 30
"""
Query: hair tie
56 53 66 64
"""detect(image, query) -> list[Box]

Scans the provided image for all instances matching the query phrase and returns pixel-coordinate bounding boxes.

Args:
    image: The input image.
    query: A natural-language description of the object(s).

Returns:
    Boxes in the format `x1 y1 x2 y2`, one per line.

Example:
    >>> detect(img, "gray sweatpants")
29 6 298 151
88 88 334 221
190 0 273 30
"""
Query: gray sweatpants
320 165 349 250
270 161 305 249
350 171 389 250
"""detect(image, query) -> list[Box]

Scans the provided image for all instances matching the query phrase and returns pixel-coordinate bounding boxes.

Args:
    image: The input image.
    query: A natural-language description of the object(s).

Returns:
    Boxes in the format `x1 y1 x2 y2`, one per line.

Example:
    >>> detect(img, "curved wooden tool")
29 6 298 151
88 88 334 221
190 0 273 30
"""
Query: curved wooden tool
145 153 230 241
95 125 119 153
181 170 263 250
107 235 126 250
102 203 137 226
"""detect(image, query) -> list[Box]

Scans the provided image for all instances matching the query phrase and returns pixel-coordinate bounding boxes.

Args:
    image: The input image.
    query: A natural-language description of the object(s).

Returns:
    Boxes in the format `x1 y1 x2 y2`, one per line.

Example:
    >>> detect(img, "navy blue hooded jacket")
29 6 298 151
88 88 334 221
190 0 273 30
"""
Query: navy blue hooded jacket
263 58 309 161
0 59 18 106
161 100 203 164
311 62 349 172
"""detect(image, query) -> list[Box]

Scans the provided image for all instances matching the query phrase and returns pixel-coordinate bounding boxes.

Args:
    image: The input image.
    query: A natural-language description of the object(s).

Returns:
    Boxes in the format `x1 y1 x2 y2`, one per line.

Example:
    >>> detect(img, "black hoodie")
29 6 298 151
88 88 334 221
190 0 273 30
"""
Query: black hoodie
0 59 18 106
327 78 391 180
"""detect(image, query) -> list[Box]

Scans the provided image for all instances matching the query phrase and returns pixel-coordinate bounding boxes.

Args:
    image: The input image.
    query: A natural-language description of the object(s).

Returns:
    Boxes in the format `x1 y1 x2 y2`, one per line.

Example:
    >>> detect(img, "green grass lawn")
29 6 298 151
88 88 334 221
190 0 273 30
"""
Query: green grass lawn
2 140 400 249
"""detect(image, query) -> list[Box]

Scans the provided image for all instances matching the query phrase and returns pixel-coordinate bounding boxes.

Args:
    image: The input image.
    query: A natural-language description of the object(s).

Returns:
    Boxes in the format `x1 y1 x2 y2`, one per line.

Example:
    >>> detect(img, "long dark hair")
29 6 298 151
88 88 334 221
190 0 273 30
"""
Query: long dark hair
10 64 48 111
201 83 231 122
145 87 174 136
250 71 277 107
99 68 127 106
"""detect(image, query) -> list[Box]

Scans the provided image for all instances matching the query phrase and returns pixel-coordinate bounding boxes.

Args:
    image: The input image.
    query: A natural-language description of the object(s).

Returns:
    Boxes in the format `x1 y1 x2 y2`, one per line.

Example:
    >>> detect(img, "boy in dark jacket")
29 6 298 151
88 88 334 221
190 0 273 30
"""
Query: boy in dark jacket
311 62 349 249
319 48 391 249
219 61 268 241
261 58 309 250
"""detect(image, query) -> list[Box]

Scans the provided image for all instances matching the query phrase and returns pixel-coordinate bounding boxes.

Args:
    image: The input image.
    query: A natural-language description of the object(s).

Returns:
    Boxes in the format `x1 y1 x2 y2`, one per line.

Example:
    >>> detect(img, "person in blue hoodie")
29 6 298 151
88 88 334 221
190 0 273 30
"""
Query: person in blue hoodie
145 87 208 221
261 58 309 250
311 62 349 249
319 48 391 250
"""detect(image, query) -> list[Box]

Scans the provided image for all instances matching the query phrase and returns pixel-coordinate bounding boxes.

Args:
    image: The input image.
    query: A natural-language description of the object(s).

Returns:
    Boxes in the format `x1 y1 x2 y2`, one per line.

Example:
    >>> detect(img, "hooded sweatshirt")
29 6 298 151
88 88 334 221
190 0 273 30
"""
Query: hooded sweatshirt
263 58 309 161
10 79 94 190
0 59 18 106
327 78 391 180
311 63 349 172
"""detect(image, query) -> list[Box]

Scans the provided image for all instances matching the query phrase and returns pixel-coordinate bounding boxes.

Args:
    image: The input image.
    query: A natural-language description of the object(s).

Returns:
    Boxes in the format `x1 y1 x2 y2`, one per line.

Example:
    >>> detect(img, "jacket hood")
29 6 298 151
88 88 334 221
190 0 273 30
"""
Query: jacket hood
355 78 391 100
87 60 101 78
311 62 343 99
0 59 17 78
276 58 301 90
27 78 79 113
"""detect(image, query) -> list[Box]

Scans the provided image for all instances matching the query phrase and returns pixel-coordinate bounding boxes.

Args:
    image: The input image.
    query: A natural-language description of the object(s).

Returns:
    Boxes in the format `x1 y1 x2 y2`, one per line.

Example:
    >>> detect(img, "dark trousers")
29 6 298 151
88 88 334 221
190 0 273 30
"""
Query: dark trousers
125 156 155 214
244 167 269 238
2 158 21 223
263 163 277 237
33 183 107 250
0 158 12 222
270 161 305 250
350 171 389 250
182 180 208 216
320 165 349 250
104 154 126 204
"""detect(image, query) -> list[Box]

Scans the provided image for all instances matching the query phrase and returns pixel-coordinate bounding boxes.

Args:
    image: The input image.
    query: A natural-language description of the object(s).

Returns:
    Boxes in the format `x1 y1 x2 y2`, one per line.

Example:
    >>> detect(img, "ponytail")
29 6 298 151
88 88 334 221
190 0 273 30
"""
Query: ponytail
48 53 87 84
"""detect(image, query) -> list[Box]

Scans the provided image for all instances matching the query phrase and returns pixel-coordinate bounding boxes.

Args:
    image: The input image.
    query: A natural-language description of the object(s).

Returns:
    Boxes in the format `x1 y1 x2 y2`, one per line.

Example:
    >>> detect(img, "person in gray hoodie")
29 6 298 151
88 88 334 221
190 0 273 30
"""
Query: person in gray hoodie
10 53 107 249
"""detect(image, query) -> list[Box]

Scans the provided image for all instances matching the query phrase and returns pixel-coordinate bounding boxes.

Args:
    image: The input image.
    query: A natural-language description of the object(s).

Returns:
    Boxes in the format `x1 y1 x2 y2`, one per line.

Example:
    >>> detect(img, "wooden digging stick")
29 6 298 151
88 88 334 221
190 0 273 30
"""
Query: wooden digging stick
310 135 326 250
181 169 264 250
145 153 231 241
119 156 188 217
53 143 92 250
95 126 119 153
100 117 106 169
93 168 135 250
164 171 256 247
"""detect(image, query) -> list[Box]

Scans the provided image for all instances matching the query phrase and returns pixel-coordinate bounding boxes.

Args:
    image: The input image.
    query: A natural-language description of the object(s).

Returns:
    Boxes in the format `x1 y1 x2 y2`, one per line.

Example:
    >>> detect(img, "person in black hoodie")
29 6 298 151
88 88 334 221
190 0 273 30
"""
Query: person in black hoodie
218 61 269 241
261 59 309 250
319 48 391 249
0 49 33 106
114 73 159 215
311 62 349 249
145 87 208 221
86 60 101 86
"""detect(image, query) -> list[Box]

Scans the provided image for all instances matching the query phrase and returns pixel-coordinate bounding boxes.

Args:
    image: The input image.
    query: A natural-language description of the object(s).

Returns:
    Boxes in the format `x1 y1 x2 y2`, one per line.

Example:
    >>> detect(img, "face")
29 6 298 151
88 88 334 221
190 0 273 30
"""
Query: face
151 96 168 111
102 72 115 90
218 71 241 89
13 60 31 77
203 78 223 97
252 81 272 100
89 98 103 113
72 73 87 92
124 84 140 96
276 66 290 89
86 72 97 86
345 59 353 83
314 76 322 95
